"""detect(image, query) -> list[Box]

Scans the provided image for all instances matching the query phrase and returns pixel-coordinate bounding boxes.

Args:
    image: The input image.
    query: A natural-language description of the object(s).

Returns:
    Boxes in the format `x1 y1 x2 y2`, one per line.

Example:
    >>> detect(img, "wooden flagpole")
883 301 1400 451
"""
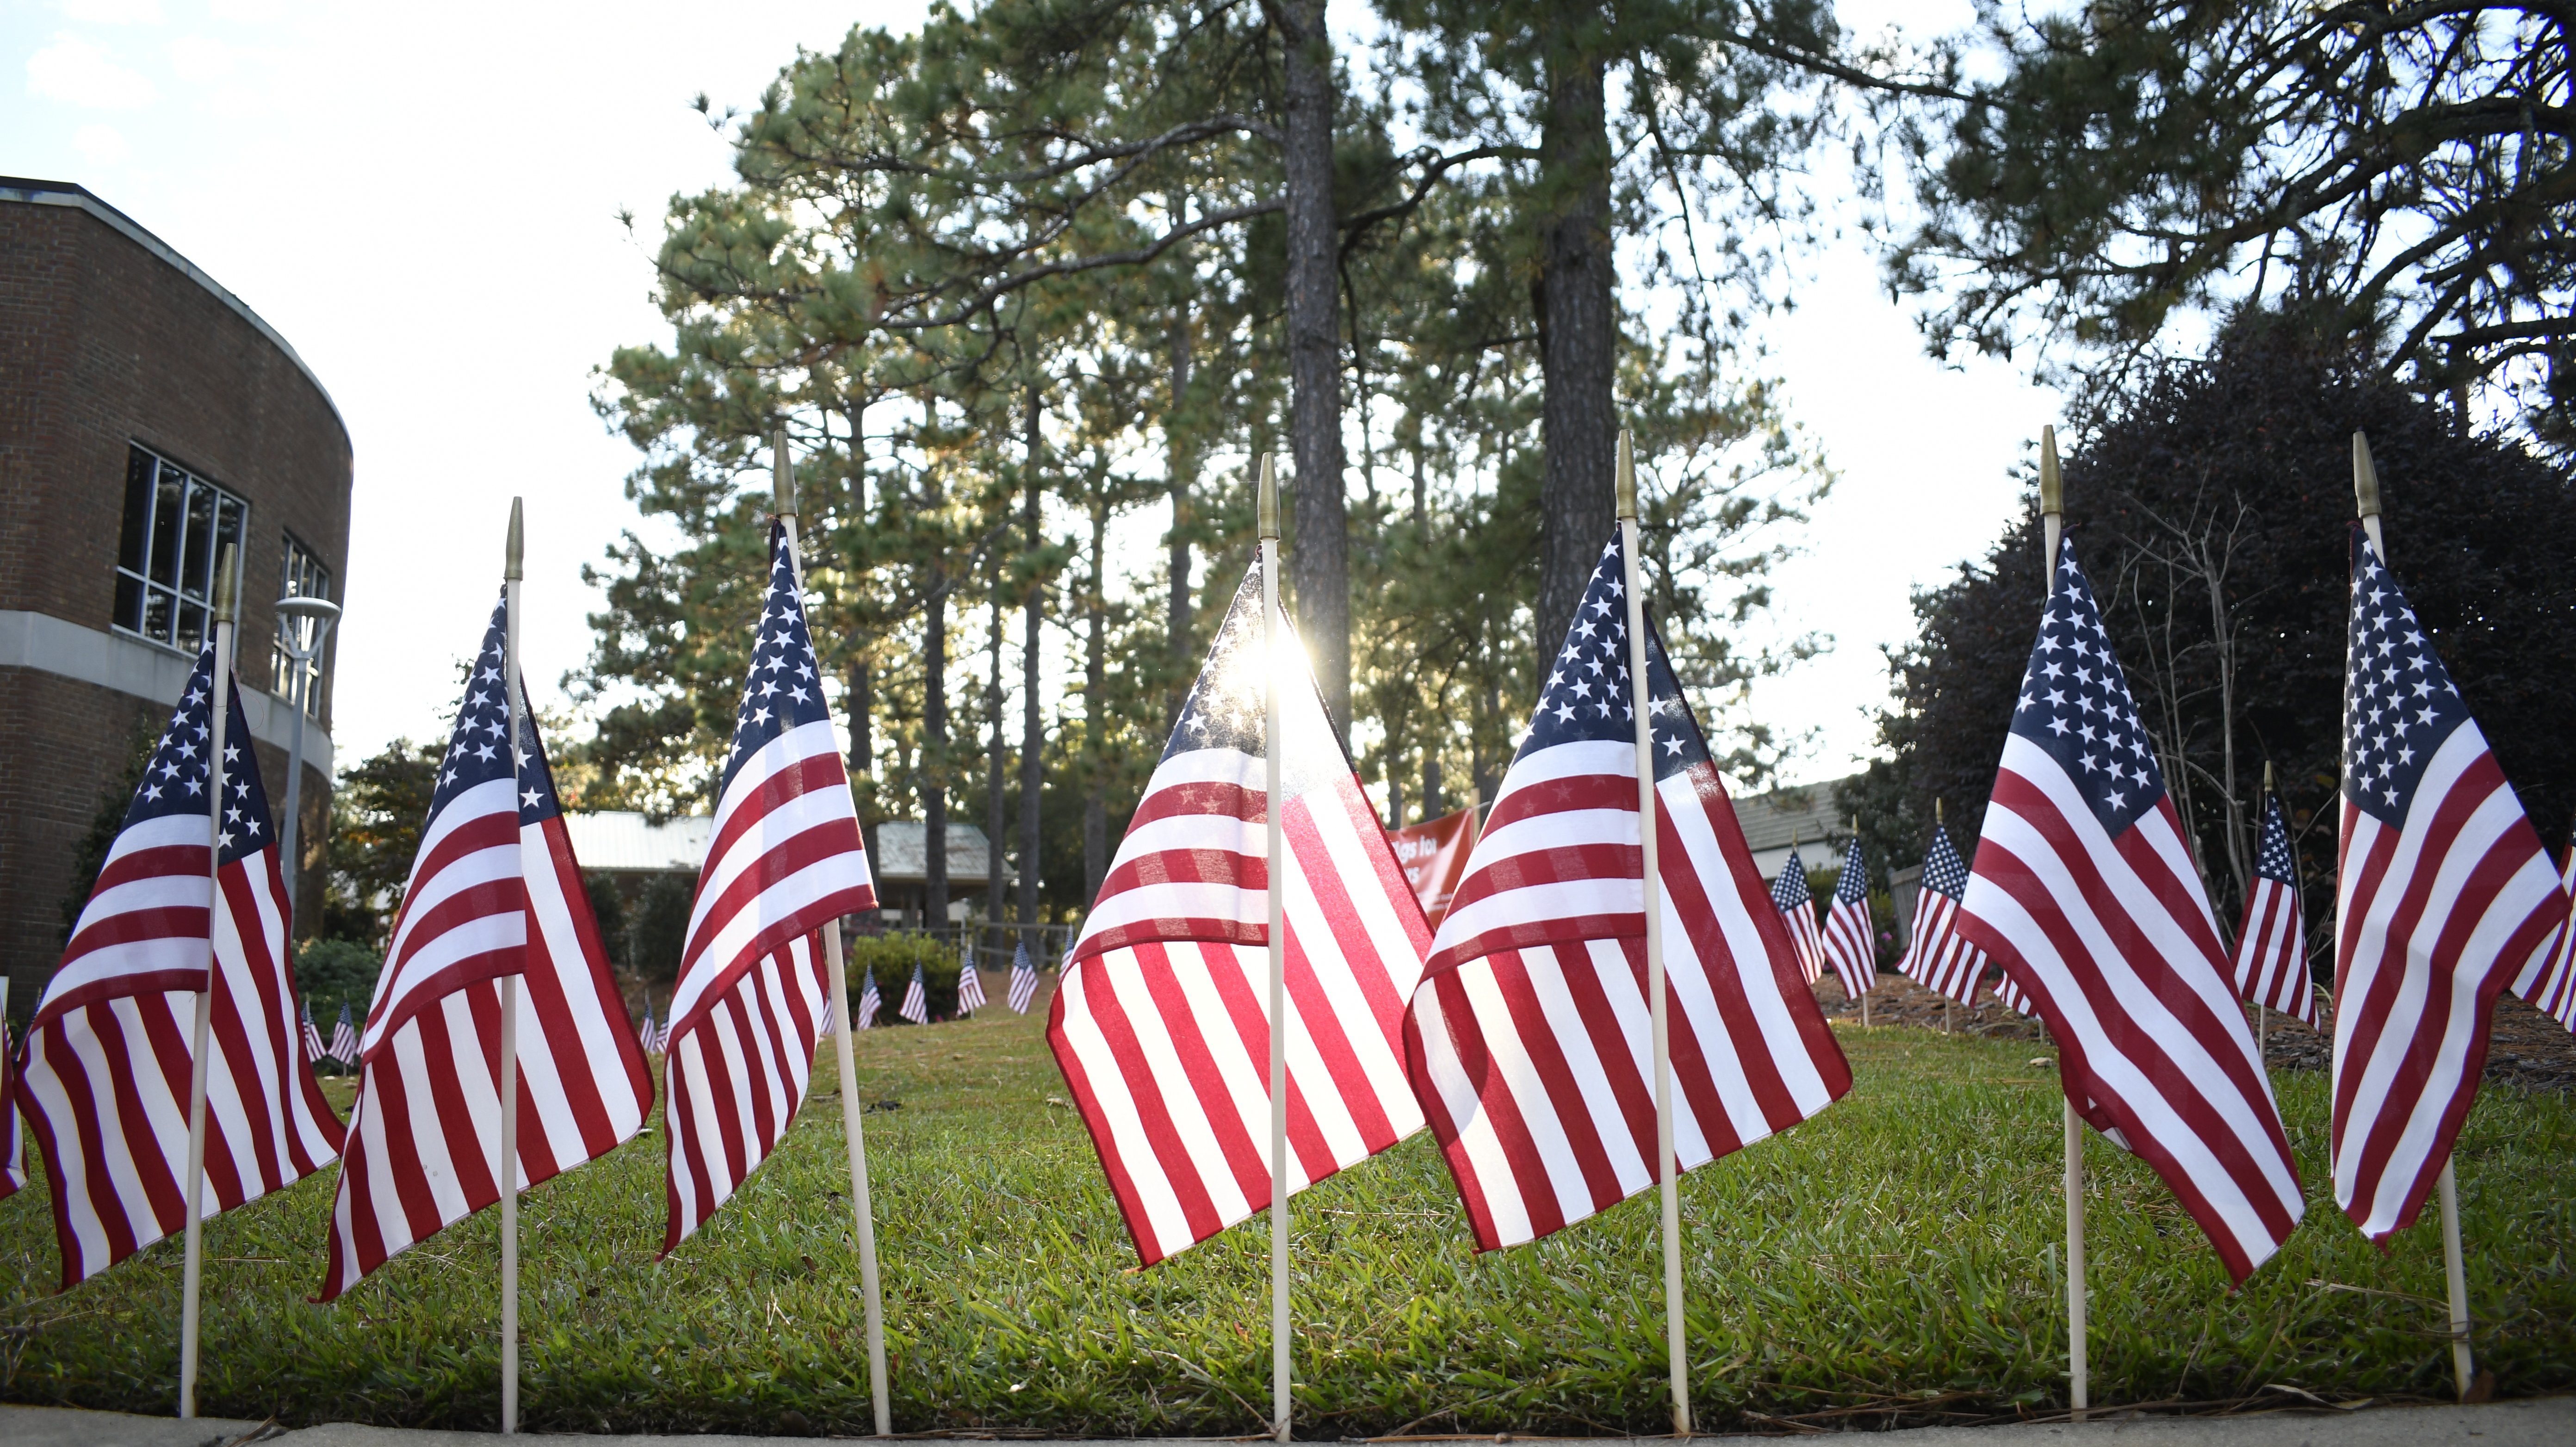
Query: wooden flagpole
498 501 526 1435
1616 431 1691 1435
775 427 893 1435
1259 456 1293 1444
2353 430 2476 1401
2041 426 2087 1423
177 542 237 1420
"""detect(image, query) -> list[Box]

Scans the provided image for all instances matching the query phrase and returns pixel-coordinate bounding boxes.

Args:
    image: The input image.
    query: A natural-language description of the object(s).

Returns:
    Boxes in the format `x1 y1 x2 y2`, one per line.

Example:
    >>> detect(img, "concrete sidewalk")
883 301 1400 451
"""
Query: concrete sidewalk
2 1398 2569 1447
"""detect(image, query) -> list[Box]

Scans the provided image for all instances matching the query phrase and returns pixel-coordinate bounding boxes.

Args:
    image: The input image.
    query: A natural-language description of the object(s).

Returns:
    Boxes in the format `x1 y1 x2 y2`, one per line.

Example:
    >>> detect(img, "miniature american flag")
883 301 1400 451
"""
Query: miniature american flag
1007 940 1039 1014
855 970 881 1031
1954 537 2302 1281
2518 834 2576 1032
328 1003 357 1065
2230 796 2317 1027
1817 837 1876 1000
1048 562 1432 1266
1769 847 1825 985
638 1006 660 1056
898 962 929 1024
1402 533 1850 1250
2333 537 2566 1239
302 1001 328 1064
21 640 343 1288
0 1018 25 1201
662 520 877 1252
957 944 988 1013
321 594 651 1300
1896 826 1986 1005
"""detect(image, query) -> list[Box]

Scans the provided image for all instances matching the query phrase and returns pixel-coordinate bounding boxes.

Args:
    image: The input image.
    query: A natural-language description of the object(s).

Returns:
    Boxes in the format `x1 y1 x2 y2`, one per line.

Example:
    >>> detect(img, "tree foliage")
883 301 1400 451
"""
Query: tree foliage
1876 310 2576 950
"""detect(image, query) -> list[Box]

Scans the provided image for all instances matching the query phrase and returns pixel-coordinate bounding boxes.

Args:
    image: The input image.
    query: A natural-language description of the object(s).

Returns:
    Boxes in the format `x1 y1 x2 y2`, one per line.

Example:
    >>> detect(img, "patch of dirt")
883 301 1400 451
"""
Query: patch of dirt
1812 972 2045 1040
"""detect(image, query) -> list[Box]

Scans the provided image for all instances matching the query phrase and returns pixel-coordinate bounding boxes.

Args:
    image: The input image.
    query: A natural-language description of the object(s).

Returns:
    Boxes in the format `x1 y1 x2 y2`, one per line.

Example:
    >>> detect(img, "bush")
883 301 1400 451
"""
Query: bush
296 937 383 1018
841 932 964 1025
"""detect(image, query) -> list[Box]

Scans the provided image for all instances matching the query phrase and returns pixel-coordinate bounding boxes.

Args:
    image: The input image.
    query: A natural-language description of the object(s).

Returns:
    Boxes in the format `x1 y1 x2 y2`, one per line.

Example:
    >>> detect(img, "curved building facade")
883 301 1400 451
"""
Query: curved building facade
1 178 352 997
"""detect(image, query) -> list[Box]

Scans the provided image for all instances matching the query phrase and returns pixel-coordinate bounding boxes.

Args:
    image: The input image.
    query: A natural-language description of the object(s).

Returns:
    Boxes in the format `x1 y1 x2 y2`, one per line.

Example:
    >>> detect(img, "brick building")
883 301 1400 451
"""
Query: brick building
1 179 352 999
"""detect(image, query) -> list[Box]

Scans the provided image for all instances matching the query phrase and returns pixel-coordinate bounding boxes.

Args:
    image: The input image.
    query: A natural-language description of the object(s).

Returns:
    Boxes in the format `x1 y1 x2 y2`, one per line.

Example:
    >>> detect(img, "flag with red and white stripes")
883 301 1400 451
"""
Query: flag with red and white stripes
302 1001 328 1064
2230 796 2317 1027
1401 534 1851 1251
319 595 651 1300
18 641 343 1288
855 971 880 1031
1896 826 1987 1005
2516 838 2576 1033
328 1004 357 1066
1008 942 1039 1014
1768 848 1825 985
0 1019 25 1201
898 962 929 1024
2333 537 2566 1240
1818 837 1876 1000
958 946 989 1013
1953 537 2303 1282
1048 563 1433 1267
661 521 876 1252
638 1007 661 1056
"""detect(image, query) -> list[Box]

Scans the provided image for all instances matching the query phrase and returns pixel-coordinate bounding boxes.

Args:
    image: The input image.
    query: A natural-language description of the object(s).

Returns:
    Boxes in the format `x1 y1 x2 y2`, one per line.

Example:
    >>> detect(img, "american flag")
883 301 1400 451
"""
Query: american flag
661 521 876 1253
2332 536 2566 1240
328 1003 357 1065
2230 796 2317 1027
320 595 652 1300
0 1018 25 1201
1994 969 2037 1018
638 1007 661 1056
1402 533 1850 1250
2517 835 2576 1031
1896 826 1987 1005
898 962 929 1024
1047 563 1432 1267
1769 847 1825 985
1818 837 1876 1000
1952 537 2303 1282
957 945 988 1013
1008 940 1039 1014
855 971 881 1031
19 641 343 1288
302 1001 328 1064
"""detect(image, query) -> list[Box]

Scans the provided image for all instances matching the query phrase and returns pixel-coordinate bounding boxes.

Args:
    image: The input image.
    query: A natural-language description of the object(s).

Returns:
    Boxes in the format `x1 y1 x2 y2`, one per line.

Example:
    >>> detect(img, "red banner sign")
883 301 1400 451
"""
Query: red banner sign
1387 803 1482 928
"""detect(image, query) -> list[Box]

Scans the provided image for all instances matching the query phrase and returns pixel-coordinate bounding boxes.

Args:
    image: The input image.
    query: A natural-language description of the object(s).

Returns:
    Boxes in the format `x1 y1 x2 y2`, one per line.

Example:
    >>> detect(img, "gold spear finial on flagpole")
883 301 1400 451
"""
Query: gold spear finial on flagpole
1258 453 1278 541
2040 425 2064 563
213 542 238 625
505 499 524 582
2264 761 2274 797
1936 798 1945 826
2354 431 2387 559
1616 429 1637 522
774 423 799 518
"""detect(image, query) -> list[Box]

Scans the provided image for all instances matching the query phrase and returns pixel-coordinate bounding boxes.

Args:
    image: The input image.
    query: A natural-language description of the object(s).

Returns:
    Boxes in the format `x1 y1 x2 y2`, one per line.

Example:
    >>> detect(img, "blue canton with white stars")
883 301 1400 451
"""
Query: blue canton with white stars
1771 846 1813 914
126 639 276 864
2014 538 2165 835
1921 826 1970 904
431 595 537 824
722 522 834 798
2254 795 2297 887
1521 533 1710 782
2343 536 2467 825
1834 837 1870 905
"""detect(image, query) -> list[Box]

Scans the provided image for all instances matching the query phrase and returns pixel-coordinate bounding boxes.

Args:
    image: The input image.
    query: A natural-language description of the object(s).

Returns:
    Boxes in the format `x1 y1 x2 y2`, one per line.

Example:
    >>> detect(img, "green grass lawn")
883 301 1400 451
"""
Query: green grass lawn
2 1012 2570 1435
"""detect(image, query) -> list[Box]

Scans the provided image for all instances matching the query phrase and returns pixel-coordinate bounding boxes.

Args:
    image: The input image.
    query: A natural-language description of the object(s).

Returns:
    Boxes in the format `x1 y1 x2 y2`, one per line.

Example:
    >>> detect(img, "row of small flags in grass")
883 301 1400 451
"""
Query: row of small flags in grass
7 429 2572 1435
628 943 1038 1054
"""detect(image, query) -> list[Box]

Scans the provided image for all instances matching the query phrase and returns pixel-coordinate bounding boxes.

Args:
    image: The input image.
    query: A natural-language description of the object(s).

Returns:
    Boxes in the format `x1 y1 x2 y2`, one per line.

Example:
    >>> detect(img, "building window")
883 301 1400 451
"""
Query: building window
114 444 246 655
272 534 332 718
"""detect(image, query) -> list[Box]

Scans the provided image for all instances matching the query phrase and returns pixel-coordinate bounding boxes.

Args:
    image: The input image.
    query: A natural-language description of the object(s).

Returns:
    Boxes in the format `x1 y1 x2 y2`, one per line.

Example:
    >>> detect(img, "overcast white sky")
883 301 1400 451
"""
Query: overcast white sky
6 0 2056 793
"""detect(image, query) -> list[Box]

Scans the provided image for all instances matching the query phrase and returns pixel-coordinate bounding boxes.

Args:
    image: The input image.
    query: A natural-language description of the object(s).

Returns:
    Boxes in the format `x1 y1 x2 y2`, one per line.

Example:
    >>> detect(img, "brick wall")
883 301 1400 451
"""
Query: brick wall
0 192 352 997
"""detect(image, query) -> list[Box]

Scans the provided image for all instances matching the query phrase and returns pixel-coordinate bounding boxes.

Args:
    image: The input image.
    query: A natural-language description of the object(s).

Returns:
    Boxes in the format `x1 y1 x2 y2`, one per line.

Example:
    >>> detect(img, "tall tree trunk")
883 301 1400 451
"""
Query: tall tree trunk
846 397 879 868
924 413 949 934
1423 753 1443 818
987 538 1009 948
1082 497 1109 904
1168 306 1195 729
1267 0 1349 740
1019 384 1046 932
1533 27 1617 667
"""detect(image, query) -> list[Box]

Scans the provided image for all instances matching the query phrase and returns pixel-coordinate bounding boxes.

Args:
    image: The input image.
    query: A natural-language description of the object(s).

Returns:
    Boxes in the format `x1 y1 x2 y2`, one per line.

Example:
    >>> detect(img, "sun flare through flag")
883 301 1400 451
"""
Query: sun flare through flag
2332 536 2565 1240
1401 532 1851 1251
1896 826 1986 1006
1768 848 1825 985
1047 562 1433 1267
19 640 343 1289
1952 536 2302 1282
661 520 876 1253
1818 838 1876 1001
2231 796 2317 1027
319 594 651 1301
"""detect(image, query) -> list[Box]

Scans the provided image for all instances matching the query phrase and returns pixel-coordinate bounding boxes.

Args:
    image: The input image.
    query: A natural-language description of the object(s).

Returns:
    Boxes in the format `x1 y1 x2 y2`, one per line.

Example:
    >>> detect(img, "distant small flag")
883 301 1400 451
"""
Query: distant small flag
856 970 881 1031
1818 836 1876 1000
2230 795 2317 1027
2514 830 2576 1032
328 1003 357 1065
638 1007 661 1056
1897 826 1987 1005
1007 941 1038 1014
817 996 836 1038
0 1017 25 1201
898 961 929 1024
1993 967 2037 1018
956 946 988 1013
1770 847 1826 985
303 1001 328 1063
